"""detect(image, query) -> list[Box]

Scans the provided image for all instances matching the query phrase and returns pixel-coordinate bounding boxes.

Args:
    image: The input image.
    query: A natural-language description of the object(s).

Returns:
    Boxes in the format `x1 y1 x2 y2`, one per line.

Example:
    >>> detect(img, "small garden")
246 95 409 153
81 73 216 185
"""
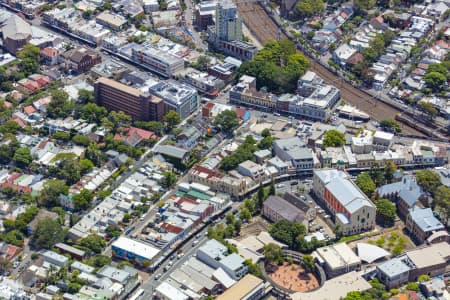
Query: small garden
367 231 408 256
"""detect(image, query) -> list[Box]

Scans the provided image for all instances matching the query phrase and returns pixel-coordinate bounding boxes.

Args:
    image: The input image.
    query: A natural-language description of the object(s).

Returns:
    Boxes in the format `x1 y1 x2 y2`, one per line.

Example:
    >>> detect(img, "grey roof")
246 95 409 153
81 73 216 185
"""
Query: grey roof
326 176 374 213
274 137 305 151
377 256 411 277
97 265 130 284
2 15 31 40
408 207 444 233
398 189 420 208
264 195 306 222
254 149 271 158
154 145 188 159
220 253 245 271
376 176 422 199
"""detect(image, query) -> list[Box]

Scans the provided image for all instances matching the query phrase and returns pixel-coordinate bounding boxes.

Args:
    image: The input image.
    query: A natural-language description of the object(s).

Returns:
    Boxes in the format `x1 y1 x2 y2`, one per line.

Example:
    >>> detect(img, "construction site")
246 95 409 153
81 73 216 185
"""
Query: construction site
234 0 450 138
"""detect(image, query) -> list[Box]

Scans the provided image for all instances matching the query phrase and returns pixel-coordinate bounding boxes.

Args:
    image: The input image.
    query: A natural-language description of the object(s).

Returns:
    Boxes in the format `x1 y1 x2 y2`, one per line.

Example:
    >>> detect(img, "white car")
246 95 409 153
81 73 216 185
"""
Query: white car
276 184 285 188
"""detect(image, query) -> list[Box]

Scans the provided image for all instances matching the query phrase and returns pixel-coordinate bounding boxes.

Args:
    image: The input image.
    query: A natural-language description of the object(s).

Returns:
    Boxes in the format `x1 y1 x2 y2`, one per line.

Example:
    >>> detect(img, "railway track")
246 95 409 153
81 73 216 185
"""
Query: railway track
236 1 427 136
236 2 287 44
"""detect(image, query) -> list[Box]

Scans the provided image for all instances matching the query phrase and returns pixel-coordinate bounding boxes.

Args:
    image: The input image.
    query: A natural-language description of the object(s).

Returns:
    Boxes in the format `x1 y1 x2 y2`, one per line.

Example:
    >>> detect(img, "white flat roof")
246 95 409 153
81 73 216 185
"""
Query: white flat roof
357 243 390 263
315 243 361 270
112 237 160 260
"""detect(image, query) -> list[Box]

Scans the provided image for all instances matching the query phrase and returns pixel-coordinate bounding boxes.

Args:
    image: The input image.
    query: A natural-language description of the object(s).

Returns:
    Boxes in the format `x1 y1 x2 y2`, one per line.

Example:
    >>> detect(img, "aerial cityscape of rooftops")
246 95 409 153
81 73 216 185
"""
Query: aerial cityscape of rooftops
0 0 449 299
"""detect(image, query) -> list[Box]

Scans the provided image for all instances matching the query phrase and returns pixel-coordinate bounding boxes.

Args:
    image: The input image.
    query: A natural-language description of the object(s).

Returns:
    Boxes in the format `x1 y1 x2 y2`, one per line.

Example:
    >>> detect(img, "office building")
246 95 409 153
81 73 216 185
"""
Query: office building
274 137 314 173
197 239 248 280
313 169 376 235
95 77 157 121
131 43 184 77
96 11 127 31
111 237 160 269
149 80 199 120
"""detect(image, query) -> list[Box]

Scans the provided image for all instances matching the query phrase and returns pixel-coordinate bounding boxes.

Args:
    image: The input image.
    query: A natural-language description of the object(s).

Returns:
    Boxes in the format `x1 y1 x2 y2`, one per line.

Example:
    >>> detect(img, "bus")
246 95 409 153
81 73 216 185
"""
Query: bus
129 288 145 300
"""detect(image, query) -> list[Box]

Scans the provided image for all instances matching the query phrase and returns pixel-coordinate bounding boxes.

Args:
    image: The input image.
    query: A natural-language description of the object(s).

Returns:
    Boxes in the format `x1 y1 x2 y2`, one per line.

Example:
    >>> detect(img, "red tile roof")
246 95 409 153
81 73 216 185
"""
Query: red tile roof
41 47 59 58
23 105 36 115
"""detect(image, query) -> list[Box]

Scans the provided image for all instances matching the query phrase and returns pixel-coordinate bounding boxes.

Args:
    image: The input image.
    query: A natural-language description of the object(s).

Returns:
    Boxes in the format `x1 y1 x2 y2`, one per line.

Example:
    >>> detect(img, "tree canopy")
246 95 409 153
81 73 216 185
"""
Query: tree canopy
415 169 441 195
375 199 397 227
263 243 283 265
239 40 310 93
47 90 73 119
76 234 105 255
355 172 376 197
269 220 307 249
379 119 401 133
13 147 32 168
322 129 345 148
220 135 258 171
30 217 65 249
39 179 68 207
214 110 239 133
161 171 177 189
163 110 181 130
296 0 324 18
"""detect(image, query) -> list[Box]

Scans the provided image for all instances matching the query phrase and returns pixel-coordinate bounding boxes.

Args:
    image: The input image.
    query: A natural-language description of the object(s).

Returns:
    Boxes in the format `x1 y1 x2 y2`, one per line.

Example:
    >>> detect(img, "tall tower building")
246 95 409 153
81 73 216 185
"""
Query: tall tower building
215 0 242 42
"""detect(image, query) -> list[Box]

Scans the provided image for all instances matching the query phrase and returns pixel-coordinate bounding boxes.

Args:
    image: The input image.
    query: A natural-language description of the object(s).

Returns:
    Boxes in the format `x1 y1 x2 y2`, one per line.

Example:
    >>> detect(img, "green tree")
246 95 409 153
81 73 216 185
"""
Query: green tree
434 186 450 221
342 291 365 300
39 179 68 207
424 71 446 91
375 199 397 227
214 110 239 133
109 110 132 131
17 44 40 75
163 110 181 130
256 182 265 211
77 234 105 255
322 129 345 148
88 254 111 268
379 119 401 133
134 121 163 135
384 161 397 184
269 179 276 196
194 55 211 71
355 172 376 197
418 102 438 119
263 243 283 265
105 225 121 238
52 131 71 142
415 169 441 195
301 254 315 273
13 147 32 168
30 218 65 249
80 103 107 123
161 171 177 189
418 274 431 282
79 159 94 174
72 189 94 211
354 0 376 10
0 256 11 275
47 90 73 118
239 40 310 93
0 121 19 134
296 0 324 17
78 89 94 103
239 207 252 221
405 282 419 291
269 220 307 249
72 134 90 146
